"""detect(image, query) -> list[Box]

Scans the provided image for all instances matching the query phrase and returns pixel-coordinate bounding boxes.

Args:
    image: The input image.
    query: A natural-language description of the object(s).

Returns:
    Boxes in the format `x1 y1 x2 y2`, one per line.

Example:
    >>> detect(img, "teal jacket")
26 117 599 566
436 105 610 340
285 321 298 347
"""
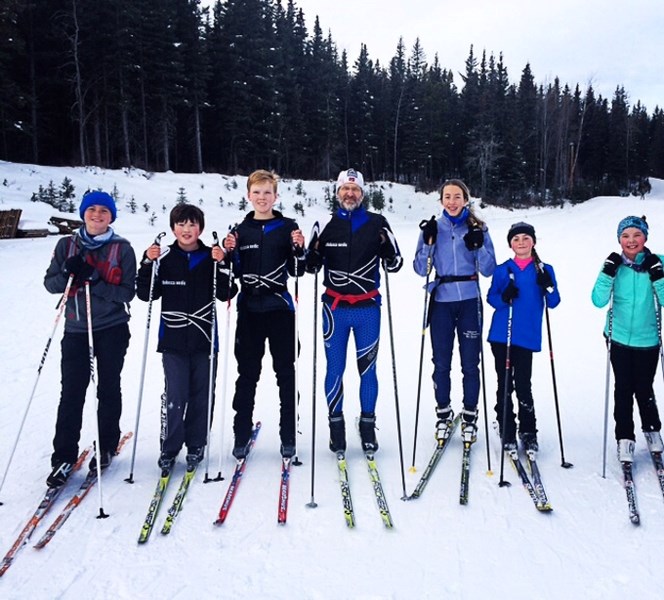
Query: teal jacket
591 250 664 348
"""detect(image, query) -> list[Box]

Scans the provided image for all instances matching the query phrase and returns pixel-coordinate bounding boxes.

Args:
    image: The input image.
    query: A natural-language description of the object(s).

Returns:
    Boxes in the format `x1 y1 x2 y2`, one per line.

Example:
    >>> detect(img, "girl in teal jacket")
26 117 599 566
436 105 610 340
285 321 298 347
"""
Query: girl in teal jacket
592 215 664 462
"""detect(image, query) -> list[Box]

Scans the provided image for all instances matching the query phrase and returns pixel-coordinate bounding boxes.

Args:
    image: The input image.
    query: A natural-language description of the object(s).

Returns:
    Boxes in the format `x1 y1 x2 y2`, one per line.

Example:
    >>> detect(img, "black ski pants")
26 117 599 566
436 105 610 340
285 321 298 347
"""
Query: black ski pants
232 308 297 446
610 343 661 440
490 342 537 442
52 323 130 465
160 351 216 458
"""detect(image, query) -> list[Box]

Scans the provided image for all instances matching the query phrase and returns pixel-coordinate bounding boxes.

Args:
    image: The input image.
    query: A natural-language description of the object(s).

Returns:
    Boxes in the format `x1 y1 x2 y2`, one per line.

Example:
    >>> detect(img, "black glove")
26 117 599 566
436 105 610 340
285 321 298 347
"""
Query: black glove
64 255 94 282
292 243 305 258
463 227 484 251
536 269 554 290
501 280 519 303
602 252 621 277
379 227 398 261
642 253 664 282
305 249 322 274
419 217 437 245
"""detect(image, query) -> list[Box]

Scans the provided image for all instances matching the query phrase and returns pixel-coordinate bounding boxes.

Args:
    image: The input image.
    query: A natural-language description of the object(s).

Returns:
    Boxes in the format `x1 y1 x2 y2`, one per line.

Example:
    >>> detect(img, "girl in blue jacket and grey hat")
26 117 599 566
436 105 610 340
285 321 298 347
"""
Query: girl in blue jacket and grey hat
592 215 664 462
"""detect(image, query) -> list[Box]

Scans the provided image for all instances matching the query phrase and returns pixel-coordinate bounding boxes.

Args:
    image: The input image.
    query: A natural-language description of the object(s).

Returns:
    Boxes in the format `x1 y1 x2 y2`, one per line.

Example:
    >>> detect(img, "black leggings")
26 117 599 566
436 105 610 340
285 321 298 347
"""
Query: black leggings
610 343 661 440
491 342 536 442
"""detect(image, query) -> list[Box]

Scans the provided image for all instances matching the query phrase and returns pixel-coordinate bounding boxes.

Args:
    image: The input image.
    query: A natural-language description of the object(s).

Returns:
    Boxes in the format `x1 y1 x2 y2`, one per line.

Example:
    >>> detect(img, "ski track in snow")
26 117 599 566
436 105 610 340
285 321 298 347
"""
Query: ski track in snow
1 162 663 598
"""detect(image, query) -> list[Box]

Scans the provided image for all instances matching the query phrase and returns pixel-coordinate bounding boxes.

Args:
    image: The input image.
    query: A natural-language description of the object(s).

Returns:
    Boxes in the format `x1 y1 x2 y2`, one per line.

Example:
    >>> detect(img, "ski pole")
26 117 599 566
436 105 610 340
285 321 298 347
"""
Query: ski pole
383 262 408 501
212 227 235 482
498 272 515 488
532 249 572 469
291 243 303 467
602 290 615 479
0 273 75 504
653 292 664 384
85 280 108 519
306 221 320 509
204 232 220 482
125 231 165 484
474 255 492 476
410 245 433 472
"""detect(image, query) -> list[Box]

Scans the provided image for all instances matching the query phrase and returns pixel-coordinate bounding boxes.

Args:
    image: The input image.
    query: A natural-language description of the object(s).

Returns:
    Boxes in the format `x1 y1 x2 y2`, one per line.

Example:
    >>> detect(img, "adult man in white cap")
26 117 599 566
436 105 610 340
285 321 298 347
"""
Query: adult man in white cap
306 169 402 455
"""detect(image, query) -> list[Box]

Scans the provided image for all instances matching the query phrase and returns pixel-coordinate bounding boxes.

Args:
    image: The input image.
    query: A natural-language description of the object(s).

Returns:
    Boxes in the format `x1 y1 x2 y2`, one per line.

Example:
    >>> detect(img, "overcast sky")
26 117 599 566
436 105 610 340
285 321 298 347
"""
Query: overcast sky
203 0 663 113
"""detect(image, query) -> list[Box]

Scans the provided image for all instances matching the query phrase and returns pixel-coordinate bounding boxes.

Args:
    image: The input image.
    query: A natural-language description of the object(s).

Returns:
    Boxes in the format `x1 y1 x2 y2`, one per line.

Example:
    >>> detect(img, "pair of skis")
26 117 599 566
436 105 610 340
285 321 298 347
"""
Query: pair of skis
334 451 393 528
137 462 199 543
0 433 132 577
213 422 293 526
409 416 475 505
504 448 553 512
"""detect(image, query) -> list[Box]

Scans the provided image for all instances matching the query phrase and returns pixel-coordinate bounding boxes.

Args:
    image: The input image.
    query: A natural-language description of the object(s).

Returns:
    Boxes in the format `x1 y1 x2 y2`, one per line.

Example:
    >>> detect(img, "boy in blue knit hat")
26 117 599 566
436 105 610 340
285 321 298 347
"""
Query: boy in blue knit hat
43 190 136 487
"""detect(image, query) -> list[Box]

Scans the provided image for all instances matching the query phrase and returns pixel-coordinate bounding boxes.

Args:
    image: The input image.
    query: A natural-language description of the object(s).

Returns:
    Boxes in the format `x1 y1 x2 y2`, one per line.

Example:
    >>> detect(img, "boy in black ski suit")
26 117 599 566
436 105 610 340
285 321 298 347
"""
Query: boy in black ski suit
224 170 306 459
44 190 136 487
136 204 235 472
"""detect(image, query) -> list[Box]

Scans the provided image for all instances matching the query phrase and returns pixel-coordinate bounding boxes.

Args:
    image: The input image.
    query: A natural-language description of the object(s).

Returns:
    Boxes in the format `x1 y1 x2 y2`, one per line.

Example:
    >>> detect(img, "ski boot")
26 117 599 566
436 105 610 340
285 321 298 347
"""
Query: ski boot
435 405 454 441
460 407 478 444
329 413 346 453
359 412 379 454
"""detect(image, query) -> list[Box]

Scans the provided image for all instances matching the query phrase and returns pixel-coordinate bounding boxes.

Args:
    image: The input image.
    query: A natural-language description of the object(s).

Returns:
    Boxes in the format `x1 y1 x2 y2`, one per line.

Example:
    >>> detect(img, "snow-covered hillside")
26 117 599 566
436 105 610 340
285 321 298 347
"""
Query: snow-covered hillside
1 161 663 599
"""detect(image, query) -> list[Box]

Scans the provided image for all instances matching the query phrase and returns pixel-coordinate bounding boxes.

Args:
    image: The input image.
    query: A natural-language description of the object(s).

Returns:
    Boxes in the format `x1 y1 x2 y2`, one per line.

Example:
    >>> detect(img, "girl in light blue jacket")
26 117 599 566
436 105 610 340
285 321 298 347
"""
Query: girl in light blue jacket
413 179 496 444
592 215 664 462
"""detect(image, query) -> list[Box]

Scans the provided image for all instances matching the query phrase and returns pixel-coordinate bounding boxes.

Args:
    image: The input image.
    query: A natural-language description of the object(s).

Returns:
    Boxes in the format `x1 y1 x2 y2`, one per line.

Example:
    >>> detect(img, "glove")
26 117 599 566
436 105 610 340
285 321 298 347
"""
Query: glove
501 280 519 303
642 253 664 282
536 269 554 290
463 227 484 251
292 243 305 258
379 227 398 261
305 249 322 274
602 252 621 277
419 217 437 245
64 255 95 282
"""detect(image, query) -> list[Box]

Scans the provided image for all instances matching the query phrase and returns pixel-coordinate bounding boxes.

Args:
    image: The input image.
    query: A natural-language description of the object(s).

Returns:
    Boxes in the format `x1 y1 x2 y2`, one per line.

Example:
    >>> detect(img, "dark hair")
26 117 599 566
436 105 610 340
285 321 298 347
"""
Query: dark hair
169 204 205 231
440 178 485 229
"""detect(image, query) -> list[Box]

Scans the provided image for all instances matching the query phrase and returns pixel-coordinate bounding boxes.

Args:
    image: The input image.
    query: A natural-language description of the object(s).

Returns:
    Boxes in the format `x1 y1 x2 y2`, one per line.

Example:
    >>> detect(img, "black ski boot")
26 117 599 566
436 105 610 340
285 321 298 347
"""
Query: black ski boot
186 446 204 468
46 460 74 488
359 412 379 454
520 432 539 454
329 413 346 453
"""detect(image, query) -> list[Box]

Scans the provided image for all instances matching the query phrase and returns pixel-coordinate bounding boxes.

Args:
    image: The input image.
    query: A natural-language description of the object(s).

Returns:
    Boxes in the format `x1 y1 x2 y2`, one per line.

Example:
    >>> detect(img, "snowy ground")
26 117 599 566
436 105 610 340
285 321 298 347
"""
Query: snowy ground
1 161 663 599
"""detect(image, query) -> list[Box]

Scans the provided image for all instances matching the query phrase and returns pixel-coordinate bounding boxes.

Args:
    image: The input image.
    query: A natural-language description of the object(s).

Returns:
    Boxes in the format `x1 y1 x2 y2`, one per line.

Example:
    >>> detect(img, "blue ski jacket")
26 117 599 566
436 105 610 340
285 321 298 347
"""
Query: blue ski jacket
487 258 561 352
